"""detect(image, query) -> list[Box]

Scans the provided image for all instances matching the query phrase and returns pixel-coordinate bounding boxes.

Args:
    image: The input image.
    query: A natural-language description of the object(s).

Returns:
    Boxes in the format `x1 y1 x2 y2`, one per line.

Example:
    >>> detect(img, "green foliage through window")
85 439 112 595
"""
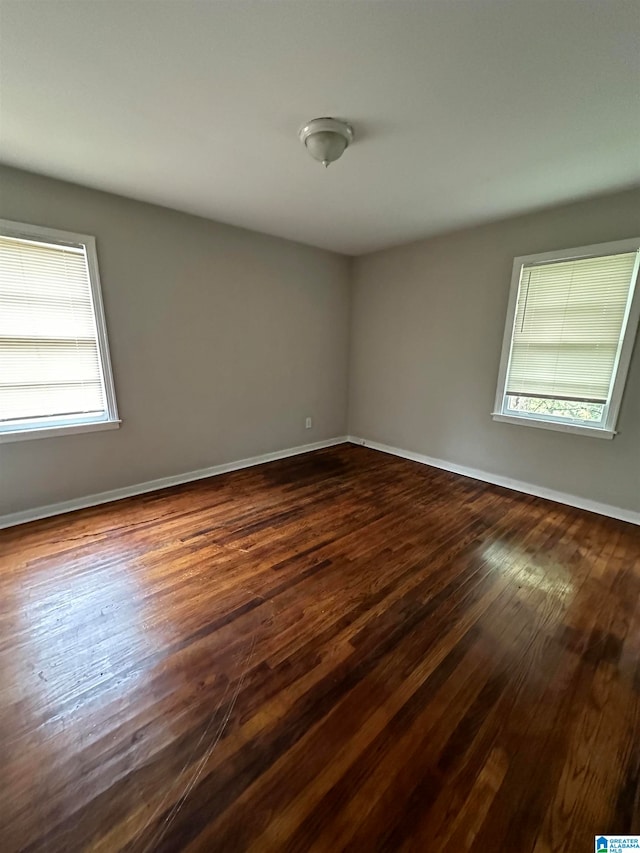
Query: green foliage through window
505 395 604 423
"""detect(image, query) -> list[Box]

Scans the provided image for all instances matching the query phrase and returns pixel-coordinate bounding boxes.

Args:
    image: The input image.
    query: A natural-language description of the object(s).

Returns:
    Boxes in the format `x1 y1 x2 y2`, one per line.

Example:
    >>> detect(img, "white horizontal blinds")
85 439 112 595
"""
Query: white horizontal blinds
0 234 106 424
506 251 638 402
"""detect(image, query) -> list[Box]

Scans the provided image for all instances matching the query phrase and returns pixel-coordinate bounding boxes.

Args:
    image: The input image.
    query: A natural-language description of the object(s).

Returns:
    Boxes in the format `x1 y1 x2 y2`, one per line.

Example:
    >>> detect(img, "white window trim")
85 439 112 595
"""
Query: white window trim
492 237 640 439
0 218 121 442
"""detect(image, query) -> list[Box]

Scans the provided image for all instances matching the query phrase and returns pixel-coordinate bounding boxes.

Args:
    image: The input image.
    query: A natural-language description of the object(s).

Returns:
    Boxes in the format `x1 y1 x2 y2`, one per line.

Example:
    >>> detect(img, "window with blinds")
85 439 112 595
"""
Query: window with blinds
494 239 640 437
0 220 119 440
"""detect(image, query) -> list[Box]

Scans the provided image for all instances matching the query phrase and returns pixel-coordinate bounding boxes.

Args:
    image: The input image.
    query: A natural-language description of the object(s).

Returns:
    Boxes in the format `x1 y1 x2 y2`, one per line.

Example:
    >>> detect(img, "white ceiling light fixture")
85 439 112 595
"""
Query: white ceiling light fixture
298 117 354 168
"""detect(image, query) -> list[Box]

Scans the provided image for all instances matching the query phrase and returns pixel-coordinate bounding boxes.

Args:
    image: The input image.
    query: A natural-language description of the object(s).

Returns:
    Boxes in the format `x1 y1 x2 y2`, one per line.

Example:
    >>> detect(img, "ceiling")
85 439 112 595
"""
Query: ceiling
0 0 638 256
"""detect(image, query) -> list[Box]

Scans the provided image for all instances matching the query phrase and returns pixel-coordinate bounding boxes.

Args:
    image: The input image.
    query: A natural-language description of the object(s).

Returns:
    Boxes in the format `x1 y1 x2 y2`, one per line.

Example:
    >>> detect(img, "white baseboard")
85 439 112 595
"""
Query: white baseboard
347 435 640 527
5 434 637 530
0 436 349 530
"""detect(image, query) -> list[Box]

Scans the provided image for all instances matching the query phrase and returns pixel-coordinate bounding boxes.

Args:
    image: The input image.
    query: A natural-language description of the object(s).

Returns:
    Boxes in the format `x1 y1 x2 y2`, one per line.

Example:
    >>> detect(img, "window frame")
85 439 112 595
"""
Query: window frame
492 237 640 440
0 218 120 443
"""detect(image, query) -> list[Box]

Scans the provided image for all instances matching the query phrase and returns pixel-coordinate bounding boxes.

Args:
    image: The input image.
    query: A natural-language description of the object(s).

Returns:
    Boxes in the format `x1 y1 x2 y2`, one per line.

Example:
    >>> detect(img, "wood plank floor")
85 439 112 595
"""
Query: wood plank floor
1 443 639 852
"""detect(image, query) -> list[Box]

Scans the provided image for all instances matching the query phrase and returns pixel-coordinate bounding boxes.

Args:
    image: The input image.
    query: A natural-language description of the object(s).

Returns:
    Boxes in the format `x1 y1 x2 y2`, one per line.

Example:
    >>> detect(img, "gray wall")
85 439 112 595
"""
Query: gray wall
349 188 640 513
2 167 638 520
0 166 350 516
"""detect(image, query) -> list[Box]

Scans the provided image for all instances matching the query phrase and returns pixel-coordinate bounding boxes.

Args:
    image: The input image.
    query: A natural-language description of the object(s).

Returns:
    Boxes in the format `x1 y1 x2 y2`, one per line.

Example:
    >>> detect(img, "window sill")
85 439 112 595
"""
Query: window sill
0 419 121 444
491 413 615 439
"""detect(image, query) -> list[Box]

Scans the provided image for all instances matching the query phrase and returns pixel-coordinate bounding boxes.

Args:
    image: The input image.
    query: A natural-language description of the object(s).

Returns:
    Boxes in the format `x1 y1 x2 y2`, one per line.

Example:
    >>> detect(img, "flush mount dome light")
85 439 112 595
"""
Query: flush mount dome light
298 117 354 168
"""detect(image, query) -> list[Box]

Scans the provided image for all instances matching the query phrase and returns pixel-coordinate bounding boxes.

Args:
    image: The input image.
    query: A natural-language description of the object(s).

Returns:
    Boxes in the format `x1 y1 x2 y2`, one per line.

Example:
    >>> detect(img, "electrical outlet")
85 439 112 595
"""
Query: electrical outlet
305 417 312 429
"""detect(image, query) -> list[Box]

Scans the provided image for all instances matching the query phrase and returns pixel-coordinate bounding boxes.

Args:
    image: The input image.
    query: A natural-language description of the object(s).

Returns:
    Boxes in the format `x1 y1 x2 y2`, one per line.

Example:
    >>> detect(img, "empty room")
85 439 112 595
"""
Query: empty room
1 1 639 851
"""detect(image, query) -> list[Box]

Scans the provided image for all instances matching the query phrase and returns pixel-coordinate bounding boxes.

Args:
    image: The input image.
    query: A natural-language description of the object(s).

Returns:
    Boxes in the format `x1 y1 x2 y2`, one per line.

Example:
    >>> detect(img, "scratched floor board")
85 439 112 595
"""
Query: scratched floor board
0 444 638 852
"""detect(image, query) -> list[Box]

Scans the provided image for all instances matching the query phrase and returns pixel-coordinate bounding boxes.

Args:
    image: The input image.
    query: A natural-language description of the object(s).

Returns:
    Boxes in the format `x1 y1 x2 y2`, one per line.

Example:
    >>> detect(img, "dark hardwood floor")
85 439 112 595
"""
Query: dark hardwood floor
1 443 639 852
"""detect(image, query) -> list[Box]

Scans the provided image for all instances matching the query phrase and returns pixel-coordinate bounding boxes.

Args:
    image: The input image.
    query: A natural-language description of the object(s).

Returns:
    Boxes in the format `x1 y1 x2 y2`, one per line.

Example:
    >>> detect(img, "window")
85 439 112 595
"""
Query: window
493 238 640 439
0 219 119 442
